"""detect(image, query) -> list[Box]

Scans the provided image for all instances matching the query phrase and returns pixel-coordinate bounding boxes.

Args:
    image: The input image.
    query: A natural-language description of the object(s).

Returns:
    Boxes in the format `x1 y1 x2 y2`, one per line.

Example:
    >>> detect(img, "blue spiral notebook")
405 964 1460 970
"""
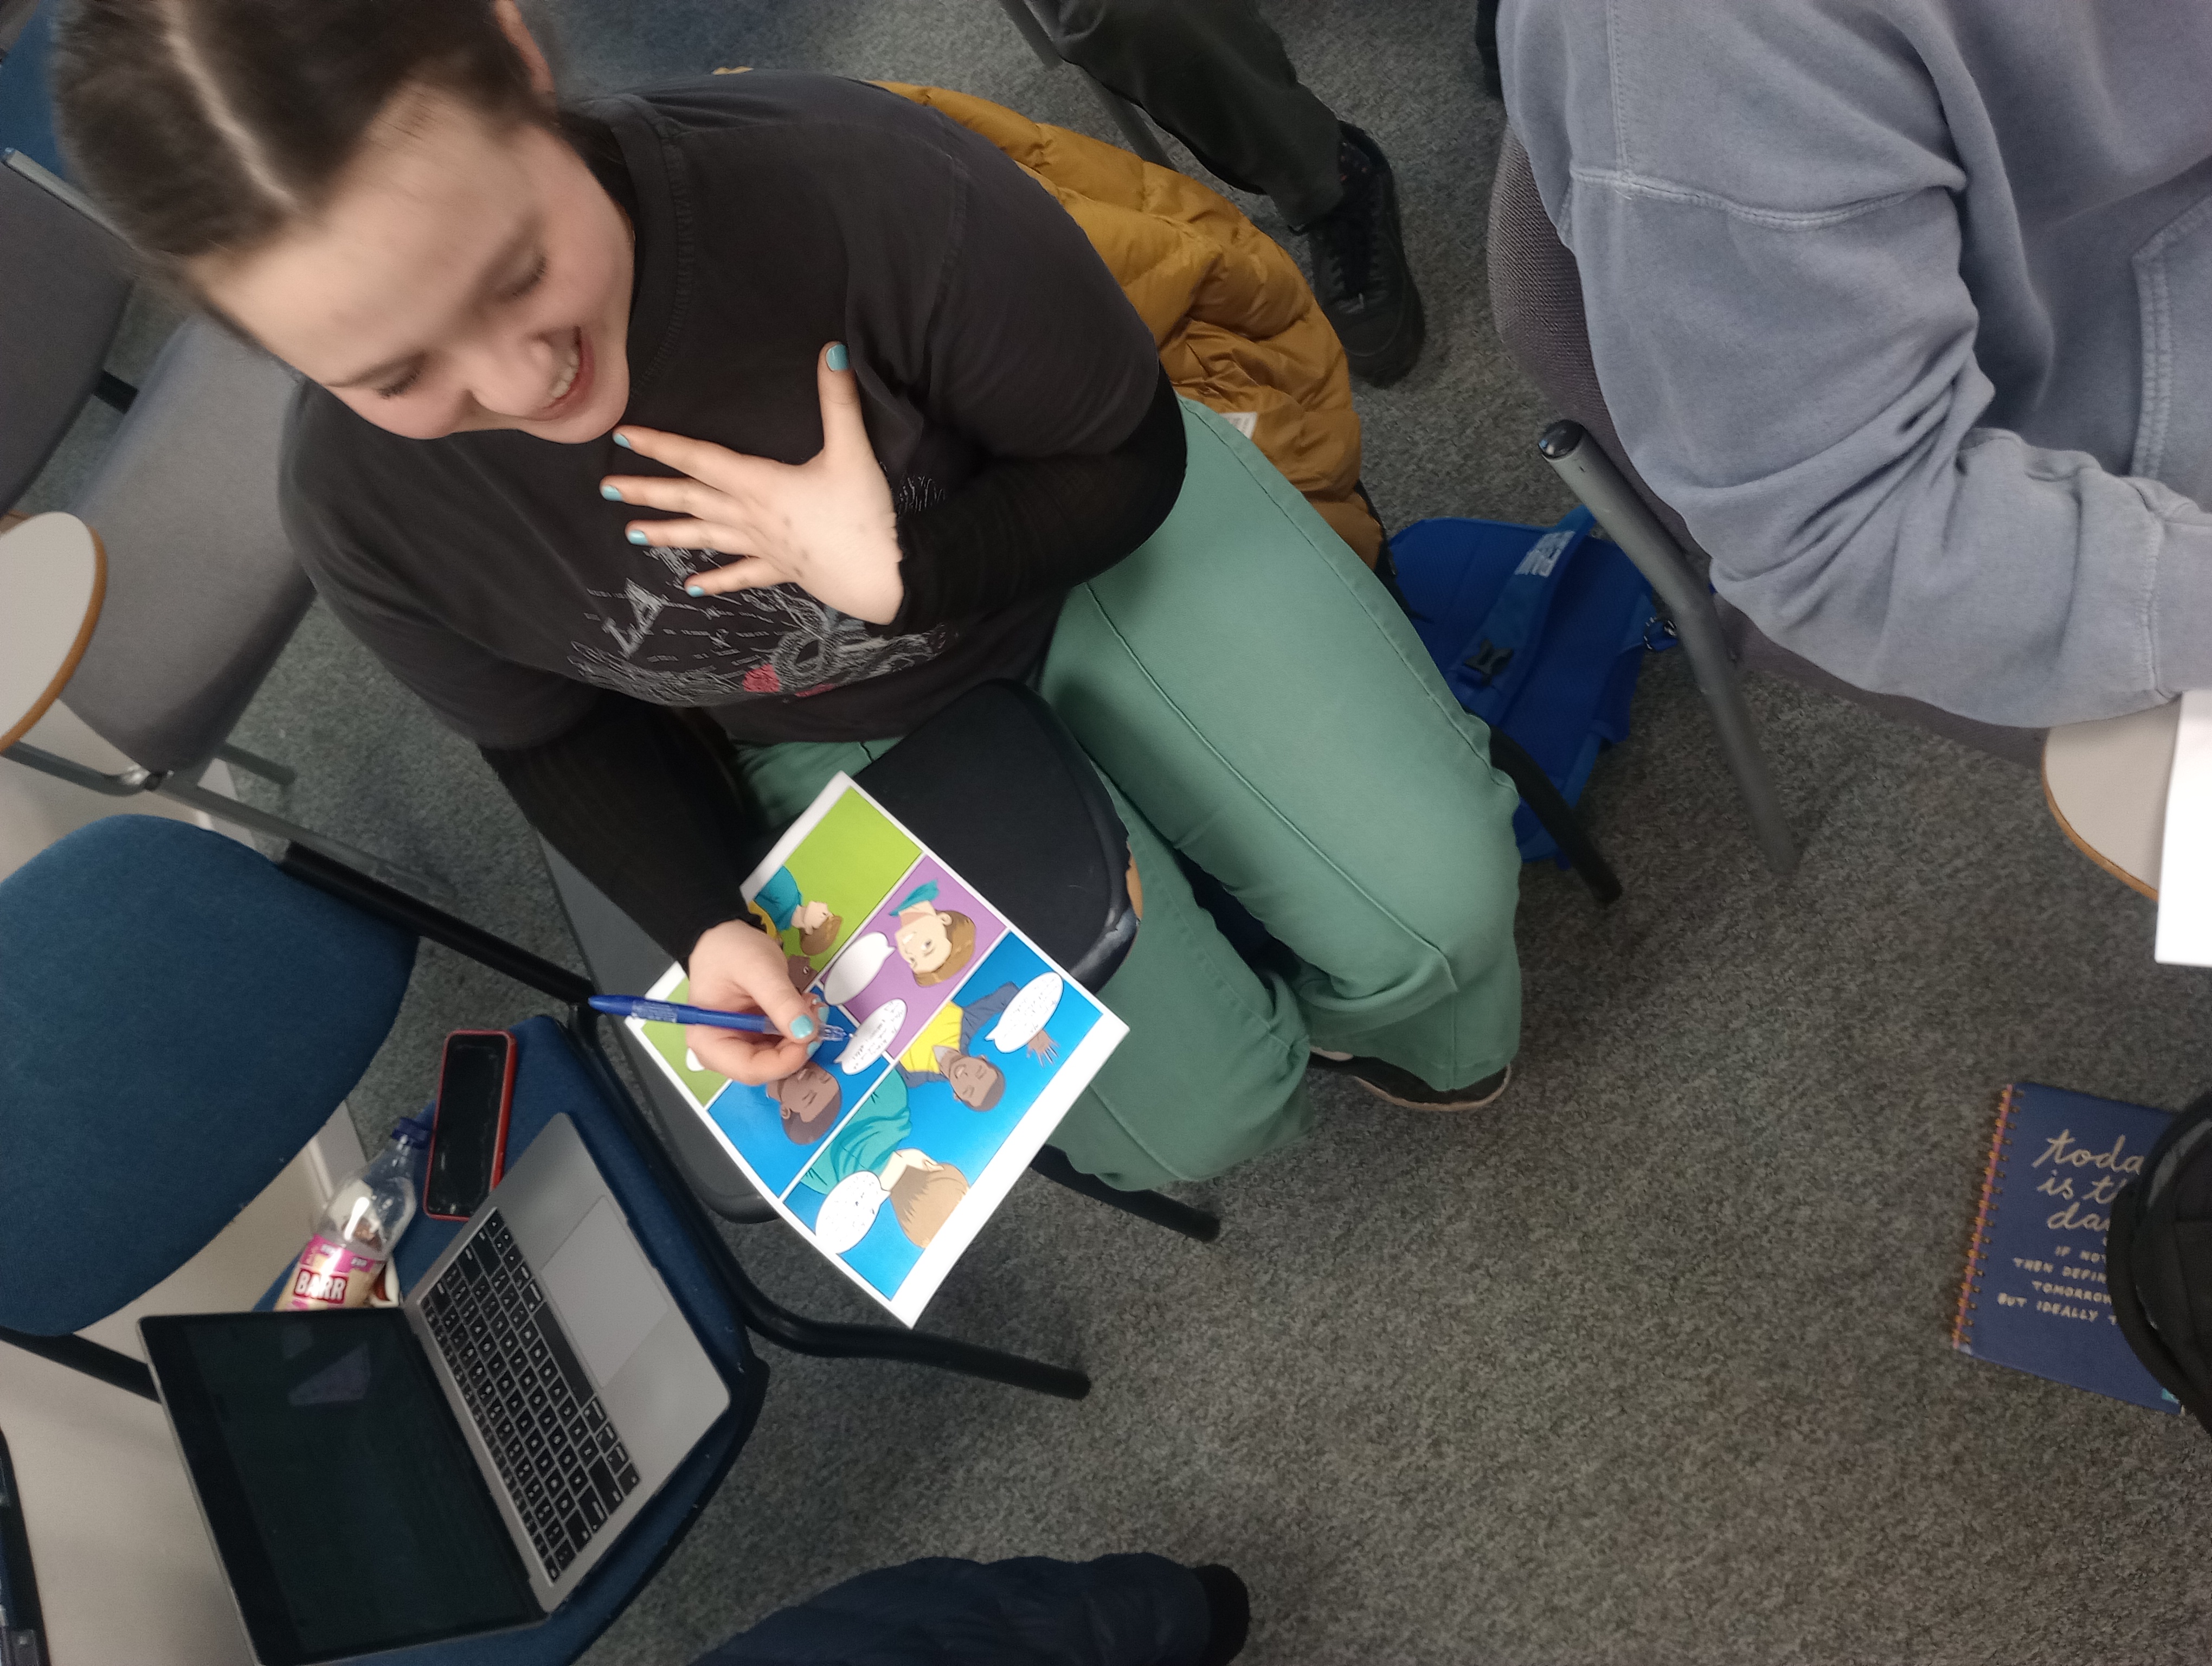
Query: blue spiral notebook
1952 1082 2182 1414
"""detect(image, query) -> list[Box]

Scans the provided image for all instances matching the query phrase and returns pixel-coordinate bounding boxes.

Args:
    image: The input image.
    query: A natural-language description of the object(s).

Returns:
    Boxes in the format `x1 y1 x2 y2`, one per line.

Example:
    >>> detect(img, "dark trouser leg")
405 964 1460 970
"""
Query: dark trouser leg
1033 0 1346 225
692 1554 1217 1665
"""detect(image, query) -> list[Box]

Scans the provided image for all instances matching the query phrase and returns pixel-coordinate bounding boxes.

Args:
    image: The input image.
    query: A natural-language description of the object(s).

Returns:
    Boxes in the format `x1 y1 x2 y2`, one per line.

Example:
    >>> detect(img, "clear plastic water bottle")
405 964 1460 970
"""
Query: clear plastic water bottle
280 1113 430 1311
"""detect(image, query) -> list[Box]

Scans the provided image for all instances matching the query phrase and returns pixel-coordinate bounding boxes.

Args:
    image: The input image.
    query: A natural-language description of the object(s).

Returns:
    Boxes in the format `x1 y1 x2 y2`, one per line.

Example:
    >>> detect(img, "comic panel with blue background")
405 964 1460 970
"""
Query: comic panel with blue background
782 933 1108 1300
692 1001 881 1199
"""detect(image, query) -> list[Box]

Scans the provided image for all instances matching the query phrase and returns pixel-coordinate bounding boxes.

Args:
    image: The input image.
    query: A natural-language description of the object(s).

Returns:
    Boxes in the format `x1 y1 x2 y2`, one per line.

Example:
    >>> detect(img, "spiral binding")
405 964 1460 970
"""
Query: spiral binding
1952 1083 2018 1350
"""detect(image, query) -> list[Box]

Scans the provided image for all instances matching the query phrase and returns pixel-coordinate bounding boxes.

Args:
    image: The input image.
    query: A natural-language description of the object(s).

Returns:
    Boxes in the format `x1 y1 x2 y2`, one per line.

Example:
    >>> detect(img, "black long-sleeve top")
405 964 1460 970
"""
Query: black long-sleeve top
278 72 1186 960
487 371 1184 962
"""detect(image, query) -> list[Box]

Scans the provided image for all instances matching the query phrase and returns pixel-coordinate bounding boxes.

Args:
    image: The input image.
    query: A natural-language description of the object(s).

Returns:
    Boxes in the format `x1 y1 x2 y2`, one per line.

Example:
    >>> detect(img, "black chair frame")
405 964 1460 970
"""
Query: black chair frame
273 844 1098 1401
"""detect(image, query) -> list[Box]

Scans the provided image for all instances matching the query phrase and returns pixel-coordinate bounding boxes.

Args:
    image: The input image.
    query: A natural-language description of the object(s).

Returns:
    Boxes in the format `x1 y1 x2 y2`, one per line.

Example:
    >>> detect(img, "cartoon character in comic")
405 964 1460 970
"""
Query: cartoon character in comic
891 881 975 988
895 982 1059 1109
799 1072 969 1248
767 1062 844 1144
748 866 842 960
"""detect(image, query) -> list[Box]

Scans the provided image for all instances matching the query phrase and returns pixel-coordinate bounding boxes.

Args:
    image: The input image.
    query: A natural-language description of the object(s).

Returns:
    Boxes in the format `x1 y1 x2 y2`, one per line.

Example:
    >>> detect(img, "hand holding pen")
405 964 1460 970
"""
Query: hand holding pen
632 918 837 1086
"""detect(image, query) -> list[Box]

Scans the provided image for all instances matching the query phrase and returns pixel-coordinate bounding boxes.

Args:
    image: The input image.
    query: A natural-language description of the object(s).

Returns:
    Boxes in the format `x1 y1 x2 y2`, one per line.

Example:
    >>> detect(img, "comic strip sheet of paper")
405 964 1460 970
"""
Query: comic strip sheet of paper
626 774 1127 1324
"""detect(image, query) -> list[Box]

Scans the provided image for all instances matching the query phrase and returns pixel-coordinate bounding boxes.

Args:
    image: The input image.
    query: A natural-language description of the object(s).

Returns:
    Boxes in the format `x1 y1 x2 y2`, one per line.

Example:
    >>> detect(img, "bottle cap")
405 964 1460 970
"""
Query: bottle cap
390 1107 434 1150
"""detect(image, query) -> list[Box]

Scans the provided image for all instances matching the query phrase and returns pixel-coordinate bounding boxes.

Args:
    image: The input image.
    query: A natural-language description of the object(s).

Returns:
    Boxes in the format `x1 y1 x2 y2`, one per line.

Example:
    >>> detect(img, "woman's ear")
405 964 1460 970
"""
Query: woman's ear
491 0 558 100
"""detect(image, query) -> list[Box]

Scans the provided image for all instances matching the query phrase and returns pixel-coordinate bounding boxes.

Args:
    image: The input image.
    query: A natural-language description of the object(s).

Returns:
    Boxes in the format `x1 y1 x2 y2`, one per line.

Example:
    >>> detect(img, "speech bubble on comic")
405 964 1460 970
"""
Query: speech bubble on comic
986 973 1064 1053
837 998 906 1075
822 931 892 1008
814 1171 887 1254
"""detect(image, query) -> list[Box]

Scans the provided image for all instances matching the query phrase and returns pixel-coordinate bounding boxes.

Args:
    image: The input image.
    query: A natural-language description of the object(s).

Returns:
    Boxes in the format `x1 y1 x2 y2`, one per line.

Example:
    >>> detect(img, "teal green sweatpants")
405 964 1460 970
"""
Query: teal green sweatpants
734 402 1523 1189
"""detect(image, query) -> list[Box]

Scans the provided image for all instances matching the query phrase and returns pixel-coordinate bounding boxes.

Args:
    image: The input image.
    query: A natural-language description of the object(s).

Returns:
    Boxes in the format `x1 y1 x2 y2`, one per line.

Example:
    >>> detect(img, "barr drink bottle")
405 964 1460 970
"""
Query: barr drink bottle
281 1114 430 1311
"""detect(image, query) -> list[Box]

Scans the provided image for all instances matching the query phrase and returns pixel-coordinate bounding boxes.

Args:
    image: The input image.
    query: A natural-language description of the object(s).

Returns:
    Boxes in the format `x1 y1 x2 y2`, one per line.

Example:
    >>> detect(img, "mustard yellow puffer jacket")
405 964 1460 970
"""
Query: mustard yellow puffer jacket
879 83 1382 567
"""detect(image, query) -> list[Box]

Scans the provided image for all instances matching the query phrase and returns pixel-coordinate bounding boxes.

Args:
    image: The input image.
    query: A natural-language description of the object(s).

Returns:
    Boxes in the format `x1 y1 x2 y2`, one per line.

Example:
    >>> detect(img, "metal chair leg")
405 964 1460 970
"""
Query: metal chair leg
3 739 453 901
717 1255 1090 1400
1029 1144 1220 1242
152 772 455 901
213 740 296 789
1536 421 1798 875
0 1327 157 1400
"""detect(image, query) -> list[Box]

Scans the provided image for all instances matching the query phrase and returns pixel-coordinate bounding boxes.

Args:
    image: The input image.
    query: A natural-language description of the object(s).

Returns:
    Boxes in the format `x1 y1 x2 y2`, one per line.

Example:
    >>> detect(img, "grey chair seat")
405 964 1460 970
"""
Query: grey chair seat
3 162 438 898
0 157 130 509
61 317 311 775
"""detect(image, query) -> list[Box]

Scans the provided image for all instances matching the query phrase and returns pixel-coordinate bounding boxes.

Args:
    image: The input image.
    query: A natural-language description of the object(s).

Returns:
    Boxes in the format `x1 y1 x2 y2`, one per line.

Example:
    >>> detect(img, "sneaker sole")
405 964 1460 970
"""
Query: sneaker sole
1352 1061 1510 1112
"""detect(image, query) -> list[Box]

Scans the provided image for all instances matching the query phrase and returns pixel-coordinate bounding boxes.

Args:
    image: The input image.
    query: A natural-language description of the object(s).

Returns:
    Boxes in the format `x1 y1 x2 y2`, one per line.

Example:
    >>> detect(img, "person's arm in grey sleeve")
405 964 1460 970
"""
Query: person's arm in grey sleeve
1570 176 2212 728
1499 0 2212 731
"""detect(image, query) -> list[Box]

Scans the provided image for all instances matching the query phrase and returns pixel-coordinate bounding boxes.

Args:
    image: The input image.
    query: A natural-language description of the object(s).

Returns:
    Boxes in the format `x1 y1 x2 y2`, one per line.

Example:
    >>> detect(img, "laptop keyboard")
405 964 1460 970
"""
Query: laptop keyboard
421 1210 642 1580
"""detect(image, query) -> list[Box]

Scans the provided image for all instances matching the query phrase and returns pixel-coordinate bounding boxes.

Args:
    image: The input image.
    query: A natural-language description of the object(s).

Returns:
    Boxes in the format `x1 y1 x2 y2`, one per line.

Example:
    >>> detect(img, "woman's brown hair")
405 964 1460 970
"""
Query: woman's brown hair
52 0 548 272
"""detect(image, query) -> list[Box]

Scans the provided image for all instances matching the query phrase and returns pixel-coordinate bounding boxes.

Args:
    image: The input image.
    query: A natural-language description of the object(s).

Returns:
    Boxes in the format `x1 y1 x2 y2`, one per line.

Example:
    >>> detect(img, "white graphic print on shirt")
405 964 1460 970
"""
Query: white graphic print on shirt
570 546 943 704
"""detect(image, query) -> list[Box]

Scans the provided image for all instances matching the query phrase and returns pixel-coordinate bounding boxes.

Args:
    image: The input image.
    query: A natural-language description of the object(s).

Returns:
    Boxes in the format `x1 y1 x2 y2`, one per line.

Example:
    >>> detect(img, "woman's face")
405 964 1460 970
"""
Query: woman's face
198 88 633 444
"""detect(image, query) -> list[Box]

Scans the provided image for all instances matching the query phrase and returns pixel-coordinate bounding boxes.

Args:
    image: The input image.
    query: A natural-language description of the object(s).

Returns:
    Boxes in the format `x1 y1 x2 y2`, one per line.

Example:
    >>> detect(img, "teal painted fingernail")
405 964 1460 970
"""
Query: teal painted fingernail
627 529 648 545
790 1016 816 1040
826 343 848 371
685 584 704 596
600 484 623 501
613 432 633 449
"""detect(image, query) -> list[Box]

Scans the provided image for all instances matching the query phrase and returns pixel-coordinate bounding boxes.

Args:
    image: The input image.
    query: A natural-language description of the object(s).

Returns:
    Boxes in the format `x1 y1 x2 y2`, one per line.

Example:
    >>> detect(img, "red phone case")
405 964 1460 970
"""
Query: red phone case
425 1028 517 1221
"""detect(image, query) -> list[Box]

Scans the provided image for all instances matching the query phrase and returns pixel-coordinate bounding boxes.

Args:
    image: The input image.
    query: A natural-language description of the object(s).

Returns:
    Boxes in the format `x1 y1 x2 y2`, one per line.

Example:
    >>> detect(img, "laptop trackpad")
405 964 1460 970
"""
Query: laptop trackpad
538 1198 670 1386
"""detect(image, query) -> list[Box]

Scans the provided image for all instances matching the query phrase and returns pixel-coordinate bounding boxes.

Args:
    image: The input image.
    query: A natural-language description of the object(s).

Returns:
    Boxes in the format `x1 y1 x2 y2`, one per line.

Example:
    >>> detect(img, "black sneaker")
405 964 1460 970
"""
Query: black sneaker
1300 124 1427 386
1309 1049 1510 1110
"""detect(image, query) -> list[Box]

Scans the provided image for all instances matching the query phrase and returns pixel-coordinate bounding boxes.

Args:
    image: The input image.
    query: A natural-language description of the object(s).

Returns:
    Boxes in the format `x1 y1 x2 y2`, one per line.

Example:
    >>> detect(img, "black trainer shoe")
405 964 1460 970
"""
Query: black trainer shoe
1300 123 1427 386
1309 1049 1510 1110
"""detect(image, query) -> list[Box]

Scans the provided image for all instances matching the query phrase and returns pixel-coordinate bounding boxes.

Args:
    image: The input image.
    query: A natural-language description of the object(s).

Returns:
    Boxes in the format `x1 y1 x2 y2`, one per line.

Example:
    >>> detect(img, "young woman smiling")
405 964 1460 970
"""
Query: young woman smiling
53 0 1526 1188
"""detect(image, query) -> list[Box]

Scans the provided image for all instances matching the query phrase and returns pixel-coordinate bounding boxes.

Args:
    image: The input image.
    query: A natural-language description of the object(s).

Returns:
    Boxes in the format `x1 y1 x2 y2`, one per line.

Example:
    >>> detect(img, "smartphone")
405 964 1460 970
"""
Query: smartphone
423 1029 517 1221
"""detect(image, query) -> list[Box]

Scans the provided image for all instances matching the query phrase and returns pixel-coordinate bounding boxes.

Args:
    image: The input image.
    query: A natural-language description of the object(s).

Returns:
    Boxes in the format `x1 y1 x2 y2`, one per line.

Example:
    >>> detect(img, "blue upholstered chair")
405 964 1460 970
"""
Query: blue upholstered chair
0 816 765 1661
0 814 1083 1660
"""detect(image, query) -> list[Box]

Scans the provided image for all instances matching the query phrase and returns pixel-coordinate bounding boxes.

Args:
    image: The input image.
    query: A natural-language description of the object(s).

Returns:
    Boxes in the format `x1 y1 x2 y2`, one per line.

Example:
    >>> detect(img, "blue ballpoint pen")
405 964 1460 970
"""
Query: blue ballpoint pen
587 994 849 1043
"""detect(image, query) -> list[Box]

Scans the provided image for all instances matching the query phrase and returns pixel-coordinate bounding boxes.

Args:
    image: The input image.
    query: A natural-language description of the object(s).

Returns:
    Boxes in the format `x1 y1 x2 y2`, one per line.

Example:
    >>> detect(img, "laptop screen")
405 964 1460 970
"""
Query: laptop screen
142 1309 538 1665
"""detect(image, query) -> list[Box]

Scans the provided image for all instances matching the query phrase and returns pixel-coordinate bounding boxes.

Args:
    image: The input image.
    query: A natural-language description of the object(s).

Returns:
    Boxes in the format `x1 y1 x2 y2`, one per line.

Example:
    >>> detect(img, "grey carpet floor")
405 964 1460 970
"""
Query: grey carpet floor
27 1 2212 1660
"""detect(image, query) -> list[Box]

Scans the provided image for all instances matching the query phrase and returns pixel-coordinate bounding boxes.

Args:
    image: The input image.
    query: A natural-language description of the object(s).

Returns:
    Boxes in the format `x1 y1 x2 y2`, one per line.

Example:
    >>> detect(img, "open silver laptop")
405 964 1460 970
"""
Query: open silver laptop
141 1114 730 1664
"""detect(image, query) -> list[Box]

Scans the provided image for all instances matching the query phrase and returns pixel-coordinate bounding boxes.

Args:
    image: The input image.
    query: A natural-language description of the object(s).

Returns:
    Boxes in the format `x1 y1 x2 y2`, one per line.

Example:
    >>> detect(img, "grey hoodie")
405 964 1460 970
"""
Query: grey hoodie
1501 0 2212 726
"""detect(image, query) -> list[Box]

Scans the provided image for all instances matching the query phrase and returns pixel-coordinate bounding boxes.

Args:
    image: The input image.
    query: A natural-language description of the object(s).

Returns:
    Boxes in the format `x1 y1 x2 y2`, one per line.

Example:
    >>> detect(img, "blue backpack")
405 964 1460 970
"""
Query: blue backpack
1391 508 1664 864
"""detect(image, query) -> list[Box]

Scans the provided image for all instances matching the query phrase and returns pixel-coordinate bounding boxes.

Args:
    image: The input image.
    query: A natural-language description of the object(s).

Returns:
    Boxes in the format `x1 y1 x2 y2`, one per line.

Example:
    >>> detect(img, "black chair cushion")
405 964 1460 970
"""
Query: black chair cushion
857 681 1137 993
